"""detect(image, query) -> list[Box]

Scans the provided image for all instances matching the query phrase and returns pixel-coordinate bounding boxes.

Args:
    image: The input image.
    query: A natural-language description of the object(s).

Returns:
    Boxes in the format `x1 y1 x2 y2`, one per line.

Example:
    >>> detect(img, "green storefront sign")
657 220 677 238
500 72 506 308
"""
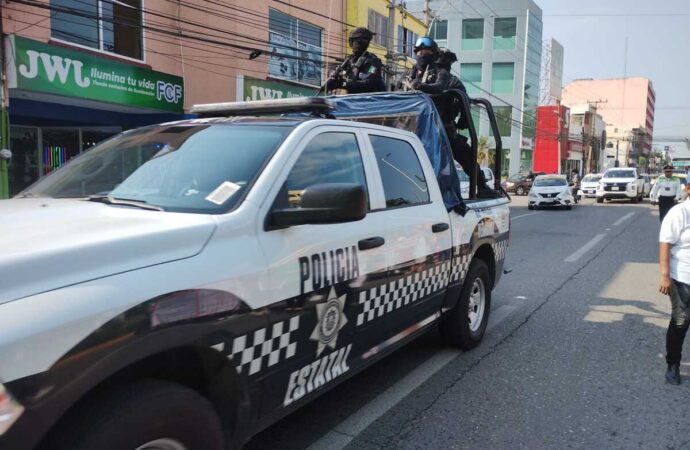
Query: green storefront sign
8 35 184 113
241 76 316 102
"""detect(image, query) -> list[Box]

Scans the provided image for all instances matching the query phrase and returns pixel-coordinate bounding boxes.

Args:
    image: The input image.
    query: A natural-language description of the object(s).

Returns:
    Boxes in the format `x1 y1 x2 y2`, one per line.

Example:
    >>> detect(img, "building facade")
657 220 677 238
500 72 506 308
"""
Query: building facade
2 0 345 197
562 77 655 168
412 0 543 176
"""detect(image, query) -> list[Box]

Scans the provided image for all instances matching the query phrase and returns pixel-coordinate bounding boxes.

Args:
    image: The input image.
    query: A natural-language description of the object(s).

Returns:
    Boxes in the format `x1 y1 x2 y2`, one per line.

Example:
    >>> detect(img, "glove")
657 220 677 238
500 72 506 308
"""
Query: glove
326 78 345 91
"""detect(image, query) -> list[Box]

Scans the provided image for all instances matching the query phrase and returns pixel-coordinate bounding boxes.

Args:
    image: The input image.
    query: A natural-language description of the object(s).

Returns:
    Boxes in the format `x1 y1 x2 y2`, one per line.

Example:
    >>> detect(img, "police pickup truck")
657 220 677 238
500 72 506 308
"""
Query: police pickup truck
0 93 509 450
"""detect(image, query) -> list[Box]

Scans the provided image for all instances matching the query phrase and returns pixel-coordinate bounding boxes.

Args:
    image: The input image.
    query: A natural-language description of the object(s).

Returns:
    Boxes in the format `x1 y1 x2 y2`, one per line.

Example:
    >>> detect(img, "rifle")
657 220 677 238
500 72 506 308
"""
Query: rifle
315 58 349 96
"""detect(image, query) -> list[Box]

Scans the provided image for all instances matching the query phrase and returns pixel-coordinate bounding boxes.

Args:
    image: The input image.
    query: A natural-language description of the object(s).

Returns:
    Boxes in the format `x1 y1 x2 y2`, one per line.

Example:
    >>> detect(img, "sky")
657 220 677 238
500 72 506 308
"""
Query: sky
537 0 690 156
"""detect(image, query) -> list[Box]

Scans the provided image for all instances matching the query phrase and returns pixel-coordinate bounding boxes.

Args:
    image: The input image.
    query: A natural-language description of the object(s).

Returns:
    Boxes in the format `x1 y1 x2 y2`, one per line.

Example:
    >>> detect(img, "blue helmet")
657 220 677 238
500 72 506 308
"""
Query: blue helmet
413 36 439 53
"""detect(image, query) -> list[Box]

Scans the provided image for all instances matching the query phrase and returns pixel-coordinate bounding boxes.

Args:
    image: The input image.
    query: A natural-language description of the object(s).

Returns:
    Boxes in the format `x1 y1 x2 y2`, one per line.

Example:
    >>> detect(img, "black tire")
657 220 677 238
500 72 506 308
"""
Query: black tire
631 196 638 204
596 197 603 204
441 259 492 350
46 380 224 450
528 204 534 210
566 205 572 210
516 185 525 196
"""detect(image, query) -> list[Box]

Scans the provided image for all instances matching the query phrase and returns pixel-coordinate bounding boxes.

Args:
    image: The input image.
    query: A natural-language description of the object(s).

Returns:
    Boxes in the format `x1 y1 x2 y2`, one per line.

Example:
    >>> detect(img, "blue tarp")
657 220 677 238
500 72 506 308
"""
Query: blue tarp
326 92 463 211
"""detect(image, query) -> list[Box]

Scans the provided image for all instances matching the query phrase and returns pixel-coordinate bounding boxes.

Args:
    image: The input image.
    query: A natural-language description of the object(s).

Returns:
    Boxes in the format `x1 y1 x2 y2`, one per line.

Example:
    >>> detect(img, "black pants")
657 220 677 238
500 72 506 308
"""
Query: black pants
659 196 676 223
667 279 690 364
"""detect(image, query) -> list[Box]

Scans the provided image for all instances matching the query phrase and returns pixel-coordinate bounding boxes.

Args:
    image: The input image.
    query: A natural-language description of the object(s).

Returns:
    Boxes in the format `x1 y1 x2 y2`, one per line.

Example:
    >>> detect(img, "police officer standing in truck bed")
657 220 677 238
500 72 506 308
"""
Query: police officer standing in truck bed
326 27 385 95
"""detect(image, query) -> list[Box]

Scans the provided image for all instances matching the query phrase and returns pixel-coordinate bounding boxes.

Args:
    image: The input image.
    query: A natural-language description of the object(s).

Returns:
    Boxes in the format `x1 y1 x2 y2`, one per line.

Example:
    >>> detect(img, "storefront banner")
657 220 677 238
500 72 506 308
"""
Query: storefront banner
238 75 316 102
7 35 184 113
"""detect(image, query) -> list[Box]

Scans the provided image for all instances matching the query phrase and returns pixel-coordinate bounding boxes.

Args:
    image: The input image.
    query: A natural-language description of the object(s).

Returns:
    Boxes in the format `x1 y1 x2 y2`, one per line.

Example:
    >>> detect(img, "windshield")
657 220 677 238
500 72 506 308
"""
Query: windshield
534 177 567 187
508 174 526 182
603 170 635 178
582 175 601 183
22 124 291 213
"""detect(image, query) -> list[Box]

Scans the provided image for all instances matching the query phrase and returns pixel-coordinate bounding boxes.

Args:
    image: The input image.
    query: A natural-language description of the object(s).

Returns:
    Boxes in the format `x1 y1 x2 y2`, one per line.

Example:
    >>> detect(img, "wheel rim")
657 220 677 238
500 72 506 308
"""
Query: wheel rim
467 277 486 332
517 187 524 195
135 439 188 450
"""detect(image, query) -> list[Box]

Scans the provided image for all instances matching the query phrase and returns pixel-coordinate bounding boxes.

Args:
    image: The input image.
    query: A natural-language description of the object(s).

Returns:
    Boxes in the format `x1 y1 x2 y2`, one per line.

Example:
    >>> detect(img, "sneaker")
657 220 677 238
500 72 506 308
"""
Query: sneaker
666 363 681 385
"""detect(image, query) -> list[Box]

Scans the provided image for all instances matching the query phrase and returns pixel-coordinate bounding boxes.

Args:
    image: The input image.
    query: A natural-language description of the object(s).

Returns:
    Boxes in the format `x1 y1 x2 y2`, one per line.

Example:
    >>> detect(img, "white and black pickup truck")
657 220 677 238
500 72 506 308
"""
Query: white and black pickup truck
0 94 509 450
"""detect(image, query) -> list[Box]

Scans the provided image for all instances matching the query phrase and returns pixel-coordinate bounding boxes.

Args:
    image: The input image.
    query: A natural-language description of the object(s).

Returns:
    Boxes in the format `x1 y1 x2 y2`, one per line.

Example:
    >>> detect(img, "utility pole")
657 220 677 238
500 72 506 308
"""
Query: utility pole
424 0 430 26
386 0 396 89
556 102 562 174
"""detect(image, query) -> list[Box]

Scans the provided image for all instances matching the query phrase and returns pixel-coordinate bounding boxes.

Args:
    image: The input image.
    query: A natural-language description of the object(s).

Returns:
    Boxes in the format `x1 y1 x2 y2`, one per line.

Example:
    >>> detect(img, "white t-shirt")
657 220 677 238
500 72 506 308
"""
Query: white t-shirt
659 199 690 284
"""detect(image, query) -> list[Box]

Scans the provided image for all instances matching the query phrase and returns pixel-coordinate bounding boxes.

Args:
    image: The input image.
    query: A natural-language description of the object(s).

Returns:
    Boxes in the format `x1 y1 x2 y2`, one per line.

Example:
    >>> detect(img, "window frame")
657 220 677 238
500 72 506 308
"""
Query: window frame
460 62 482 94
491 62 515 94
493 17 517 50
364 131 433 212
367 9 389 47
461 18 484 51
50 0 144 62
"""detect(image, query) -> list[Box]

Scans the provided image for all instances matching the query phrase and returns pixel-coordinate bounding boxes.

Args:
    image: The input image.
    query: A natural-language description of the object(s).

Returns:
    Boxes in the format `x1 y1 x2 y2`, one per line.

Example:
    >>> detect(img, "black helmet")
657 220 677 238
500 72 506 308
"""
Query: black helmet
663 165 673 171
349 27 374 42
436 48 457 66
413 36 438 53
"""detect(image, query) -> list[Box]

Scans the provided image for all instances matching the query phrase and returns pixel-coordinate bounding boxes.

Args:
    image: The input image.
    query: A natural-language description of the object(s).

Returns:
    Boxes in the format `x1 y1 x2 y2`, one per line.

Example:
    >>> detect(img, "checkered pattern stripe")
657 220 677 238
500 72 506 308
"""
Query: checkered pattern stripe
229 316 300 375
492 239 509 261
450 250 472 284
356 262 450 326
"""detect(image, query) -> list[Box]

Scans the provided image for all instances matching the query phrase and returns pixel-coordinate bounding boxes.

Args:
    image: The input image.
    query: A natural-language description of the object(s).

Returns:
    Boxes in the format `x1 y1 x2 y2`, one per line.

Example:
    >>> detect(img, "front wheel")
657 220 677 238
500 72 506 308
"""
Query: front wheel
516 186 525 196
596 197 603 204
631 196 638 204
441 259 492 350
528 204 534 210
47 380 224 450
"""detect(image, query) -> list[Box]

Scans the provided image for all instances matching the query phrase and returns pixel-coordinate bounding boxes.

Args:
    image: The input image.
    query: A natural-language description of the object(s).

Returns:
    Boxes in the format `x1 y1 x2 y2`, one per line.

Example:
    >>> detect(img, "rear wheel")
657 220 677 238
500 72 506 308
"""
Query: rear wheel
441 259 492 350
47 380 224 450
596 197 603 204
516 186 525 196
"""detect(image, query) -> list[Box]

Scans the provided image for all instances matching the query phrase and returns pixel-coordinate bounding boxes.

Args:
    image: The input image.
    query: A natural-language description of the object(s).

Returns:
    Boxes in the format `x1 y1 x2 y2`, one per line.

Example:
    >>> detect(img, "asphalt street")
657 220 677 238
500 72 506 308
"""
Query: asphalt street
247 195 683 450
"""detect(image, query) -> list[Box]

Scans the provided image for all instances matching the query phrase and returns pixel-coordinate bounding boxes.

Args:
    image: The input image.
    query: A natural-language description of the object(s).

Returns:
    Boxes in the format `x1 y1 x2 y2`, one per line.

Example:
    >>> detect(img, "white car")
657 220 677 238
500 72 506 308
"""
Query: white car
596 167 645 203
528 174 575 210
455 163 470 198
578 173 602 198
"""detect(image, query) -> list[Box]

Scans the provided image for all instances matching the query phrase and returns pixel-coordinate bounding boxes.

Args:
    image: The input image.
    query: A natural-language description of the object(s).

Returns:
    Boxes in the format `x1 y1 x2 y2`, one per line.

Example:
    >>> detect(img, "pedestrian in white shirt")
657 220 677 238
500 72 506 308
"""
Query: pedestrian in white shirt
659 180 690 384
651 165 682 222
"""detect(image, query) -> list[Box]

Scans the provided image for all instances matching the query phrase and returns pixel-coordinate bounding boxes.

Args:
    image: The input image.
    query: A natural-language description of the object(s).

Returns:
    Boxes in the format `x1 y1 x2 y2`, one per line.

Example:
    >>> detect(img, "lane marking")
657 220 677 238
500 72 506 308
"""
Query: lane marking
512 212 540 220
564 234 606 263
611 211 635 226
306 303 519 450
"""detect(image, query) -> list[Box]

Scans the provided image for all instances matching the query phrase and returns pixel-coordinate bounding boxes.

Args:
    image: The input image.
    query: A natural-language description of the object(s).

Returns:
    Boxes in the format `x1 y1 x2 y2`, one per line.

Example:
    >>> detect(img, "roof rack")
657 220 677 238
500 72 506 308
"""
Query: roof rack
190 97 335 117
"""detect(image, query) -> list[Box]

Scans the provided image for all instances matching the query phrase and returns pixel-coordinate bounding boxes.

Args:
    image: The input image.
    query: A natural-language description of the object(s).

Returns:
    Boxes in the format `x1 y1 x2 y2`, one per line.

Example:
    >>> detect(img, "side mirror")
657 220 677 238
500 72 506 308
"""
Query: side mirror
568 182 575 187
267 183 367 229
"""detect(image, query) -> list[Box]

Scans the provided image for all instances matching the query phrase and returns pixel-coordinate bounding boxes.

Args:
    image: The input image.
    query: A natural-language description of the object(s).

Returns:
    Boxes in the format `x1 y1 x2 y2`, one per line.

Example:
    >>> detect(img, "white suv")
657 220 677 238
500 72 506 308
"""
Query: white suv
596 167 646 203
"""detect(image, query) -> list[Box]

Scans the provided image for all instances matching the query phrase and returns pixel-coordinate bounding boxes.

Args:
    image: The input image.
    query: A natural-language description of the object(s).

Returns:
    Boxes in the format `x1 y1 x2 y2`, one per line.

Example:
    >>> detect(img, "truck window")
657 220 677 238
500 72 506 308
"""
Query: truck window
284 132 367 208
369 135 430 208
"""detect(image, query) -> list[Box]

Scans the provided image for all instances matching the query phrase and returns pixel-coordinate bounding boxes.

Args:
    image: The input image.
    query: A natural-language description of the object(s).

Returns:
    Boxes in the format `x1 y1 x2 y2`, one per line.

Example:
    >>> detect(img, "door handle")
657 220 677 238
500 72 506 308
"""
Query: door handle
431 223 449 233
358 236 385 250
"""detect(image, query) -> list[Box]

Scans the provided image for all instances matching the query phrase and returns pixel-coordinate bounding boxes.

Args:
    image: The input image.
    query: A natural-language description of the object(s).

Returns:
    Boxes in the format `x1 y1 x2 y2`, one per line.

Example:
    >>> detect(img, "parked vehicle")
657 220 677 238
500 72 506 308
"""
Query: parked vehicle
528 174 575 210
639 174 652 198
456 163 470 198
0 94 510 450
596 167 646 203
502 171 546 196
578 173 602 198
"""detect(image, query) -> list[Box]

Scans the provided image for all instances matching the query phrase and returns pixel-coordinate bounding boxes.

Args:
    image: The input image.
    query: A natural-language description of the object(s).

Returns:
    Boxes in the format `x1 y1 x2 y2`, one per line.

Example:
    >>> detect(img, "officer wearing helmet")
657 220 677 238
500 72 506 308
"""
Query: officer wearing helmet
399 36 450 93
436 48 466 92
326 27 385 94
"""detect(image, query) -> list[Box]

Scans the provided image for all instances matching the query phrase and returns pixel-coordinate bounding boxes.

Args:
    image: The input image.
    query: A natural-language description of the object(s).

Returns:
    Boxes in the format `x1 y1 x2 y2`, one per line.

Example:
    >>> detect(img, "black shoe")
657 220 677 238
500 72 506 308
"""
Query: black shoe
666 363 681 385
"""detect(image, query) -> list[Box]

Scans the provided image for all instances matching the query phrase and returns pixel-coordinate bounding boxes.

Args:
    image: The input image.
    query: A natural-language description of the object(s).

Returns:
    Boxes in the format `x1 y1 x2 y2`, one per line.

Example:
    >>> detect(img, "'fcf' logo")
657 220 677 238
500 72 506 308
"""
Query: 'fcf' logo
156 81 182 104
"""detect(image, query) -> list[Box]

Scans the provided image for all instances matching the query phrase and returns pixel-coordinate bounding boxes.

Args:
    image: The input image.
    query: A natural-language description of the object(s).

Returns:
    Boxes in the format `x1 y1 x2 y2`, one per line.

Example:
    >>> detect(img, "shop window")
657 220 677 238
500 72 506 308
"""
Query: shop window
268 9 323 87
493 18 517 50
491 62 514 94
51 0 143 60
82 130 118 150
461 19 484 51
9 127 39 196
367 9 389 47
43 129 80 176
460 63 482 94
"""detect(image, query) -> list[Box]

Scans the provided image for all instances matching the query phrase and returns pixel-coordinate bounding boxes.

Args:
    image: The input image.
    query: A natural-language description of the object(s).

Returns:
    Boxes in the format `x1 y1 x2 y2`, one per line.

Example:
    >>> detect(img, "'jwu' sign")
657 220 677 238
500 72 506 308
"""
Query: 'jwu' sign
7 35 184 113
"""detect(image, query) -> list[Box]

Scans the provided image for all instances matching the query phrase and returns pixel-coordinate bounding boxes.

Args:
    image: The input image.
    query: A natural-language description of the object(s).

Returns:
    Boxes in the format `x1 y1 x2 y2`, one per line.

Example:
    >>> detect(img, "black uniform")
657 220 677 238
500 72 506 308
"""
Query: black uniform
328 52 385 94
400 63 451 94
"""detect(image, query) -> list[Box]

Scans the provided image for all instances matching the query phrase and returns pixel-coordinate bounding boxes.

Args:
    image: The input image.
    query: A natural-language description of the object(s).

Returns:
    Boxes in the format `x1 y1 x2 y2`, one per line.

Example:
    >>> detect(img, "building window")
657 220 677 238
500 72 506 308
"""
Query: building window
461 19 484 51
430 20 447 46
460 63 482 94
268 9 323 87
493 18 517 50
368 9 389 47
51 0 142 60
397 26 419 58
491 62 514 94
491 106 512 137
